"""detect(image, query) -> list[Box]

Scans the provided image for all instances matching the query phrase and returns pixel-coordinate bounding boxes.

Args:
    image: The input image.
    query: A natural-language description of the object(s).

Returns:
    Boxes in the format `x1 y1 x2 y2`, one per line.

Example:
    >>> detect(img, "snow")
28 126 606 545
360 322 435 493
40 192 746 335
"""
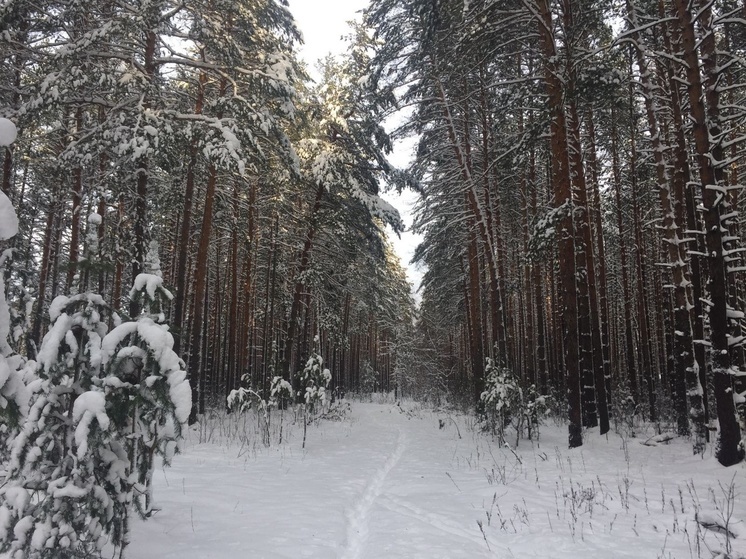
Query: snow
130 273 173 302
36 313 73 373
30 519 51 550
0 507 9 541
0 118 17 147
120 402 746 559
0 192 18 241
72 391 110 459
0 354 30 417
100 318 190 425
167 369 190 425
47 295 70 323
12 515 32 545
133 320 179 373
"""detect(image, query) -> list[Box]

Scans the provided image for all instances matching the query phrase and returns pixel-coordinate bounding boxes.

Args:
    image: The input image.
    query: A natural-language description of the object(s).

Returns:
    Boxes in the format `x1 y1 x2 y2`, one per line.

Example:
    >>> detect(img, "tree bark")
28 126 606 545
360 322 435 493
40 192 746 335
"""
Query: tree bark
674 0 743 466
535 0 582 447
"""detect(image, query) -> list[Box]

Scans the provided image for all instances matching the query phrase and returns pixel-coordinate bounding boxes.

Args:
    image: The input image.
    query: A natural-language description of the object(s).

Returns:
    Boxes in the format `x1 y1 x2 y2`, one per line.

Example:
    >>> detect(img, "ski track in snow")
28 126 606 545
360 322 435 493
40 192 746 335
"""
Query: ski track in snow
377 494 491 550
119 402 746 559
341 429 406 559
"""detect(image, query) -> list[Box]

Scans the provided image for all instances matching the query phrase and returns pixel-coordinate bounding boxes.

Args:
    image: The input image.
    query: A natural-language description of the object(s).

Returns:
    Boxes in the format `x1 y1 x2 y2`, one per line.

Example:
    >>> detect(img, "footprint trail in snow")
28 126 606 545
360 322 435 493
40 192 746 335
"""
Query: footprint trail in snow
341 429 406 559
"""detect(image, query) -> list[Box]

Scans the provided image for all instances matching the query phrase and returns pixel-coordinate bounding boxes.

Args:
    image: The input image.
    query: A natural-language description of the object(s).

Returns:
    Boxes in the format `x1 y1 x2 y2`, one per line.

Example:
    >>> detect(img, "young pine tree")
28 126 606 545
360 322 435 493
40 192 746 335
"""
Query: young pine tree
0 225 190 559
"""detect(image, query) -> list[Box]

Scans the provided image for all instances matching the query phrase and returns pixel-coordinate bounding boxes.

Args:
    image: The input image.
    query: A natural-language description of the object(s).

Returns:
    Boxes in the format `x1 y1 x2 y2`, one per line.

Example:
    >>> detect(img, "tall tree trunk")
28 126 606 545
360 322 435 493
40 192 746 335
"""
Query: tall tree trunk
628 3 698 441
585 109 613 425
535 0 582 447
226 179 240 399
479 67 507 360
631 123 656 422
661 0 710 431
187 164 218 422
674 0 743 466
467 217 486 405
611 108 639 403
282 182 325 381
66 109 84 290
29 190 59 354
112 194 125 313
130 29 158 318
435 76 501 378
173 71 205 355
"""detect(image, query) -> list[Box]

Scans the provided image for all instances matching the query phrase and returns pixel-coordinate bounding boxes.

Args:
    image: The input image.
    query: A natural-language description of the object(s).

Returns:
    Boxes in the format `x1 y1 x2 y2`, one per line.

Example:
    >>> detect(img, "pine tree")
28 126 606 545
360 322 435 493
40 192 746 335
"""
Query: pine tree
0 225 190 558
0 120 29 452
0 291 124 559
101 242 191 518
296 336 332 449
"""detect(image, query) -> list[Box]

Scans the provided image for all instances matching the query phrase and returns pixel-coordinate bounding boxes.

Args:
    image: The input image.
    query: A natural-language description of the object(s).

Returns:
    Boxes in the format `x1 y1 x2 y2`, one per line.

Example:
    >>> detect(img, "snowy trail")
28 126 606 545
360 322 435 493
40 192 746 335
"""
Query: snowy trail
124 402 746 559
341 428 406 559
125 403 495 558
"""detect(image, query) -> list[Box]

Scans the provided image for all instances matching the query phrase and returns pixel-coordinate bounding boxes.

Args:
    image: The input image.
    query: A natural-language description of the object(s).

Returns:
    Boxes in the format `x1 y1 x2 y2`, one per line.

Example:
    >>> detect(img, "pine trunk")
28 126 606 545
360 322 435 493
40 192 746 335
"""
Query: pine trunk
674 0 743 466
536 0 582 447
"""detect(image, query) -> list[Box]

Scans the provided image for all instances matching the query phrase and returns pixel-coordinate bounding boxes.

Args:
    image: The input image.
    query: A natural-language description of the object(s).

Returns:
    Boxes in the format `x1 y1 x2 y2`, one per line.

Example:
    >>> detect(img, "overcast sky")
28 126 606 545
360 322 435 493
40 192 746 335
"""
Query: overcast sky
288 0 424 300
289 0 369 80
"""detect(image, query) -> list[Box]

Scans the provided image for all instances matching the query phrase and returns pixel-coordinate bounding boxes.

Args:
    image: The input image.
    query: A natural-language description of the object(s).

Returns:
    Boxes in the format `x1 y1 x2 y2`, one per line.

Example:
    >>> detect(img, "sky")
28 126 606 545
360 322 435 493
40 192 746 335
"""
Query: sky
288 0 425 301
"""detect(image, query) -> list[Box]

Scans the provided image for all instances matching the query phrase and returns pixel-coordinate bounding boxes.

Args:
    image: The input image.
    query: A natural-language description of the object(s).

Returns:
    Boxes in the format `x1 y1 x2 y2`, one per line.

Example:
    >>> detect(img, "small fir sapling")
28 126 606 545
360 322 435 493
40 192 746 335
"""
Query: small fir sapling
523 383 550 442
480 358 522 441
101 241 191 516
296 337 332 449
0 291 127 559
296 337 332 416
0 227 190 558
480 358 549 445
360 359 378 393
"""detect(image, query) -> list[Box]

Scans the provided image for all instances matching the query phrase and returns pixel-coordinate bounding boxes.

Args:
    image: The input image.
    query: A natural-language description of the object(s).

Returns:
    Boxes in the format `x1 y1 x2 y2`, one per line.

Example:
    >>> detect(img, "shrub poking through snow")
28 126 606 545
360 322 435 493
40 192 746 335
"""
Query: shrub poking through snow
228 374 293 412
228 375 295 447
270 375 293 408
0 243 190 558
227 385 264 414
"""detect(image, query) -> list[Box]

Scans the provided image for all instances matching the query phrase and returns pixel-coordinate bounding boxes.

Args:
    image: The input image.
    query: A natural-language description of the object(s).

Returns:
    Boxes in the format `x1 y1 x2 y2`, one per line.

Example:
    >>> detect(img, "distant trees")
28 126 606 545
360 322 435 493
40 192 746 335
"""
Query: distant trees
367 0 745 464
0 0 414 434
2 0 742 471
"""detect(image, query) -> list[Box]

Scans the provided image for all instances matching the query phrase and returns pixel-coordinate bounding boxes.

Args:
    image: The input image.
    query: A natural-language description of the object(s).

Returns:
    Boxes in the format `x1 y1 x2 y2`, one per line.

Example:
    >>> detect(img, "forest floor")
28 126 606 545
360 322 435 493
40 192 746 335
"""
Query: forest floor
124 401 746 559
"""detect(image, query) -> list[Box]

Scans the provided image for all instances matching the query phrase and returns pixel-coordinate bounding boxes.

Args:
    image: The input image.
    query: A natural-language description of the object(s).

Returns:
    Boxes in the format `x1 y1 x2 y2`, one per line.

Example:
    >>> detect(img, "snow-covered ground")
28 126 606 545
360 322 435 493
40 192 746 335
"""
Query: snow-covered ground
125 402 746 558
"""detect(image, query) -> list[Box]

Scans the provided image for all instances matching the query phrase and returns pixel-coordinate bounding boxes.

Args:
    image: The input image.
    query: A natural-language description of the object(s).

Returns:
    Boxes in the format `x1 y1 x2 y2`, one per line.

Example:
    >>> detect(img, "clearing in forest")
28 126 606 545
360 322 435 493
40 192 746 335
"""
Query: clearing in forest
126 402 746 559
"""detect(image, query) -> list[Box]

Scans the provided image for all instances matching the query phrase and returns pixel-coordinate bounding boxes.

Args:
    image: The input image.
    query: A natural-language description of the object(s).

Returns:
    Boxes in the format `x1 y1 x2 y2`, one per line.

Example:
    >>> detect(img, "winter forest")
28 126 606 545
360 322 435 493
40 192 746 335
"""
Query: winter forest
1 0 746 557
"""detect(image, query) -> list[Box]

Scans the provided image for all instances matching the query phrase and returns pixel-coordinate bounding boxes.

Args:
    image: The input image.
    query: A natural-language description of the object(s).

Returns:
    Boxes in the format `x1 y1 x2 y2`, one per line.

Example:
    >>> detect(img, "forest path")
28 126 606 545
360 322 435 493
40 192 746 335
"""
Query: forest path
122 401 746 559
340 426 406 559
125 402 496 558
